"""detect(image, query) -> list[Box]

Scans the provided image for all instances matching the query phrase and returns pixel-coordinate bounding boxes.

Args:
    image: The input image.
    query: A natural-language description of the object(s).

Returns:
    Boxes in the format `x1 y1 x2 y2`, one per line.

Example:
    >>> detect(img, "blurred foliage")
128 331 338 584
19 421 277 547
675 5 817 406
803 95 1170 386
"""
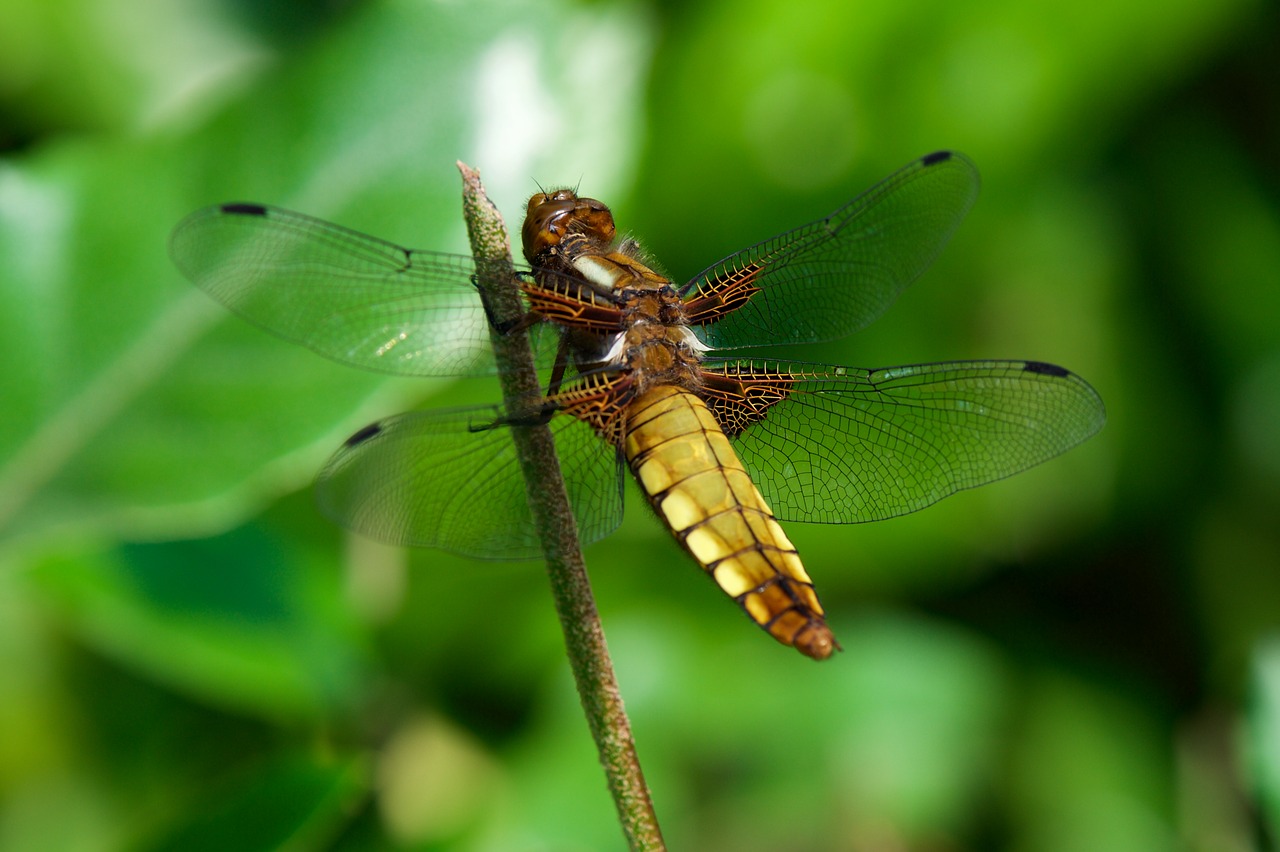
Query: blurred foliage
1 0 1278 849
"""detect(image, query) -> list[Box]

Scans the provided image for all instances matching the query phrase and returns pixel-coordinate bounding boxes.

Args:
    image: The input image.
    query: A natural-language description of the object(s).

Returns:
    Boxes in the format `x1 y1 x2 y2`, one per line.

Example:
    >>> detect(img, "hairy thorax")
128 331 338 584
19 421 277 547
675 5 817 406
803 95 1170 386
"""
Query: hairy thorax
617 283 705 395
521 188 706 402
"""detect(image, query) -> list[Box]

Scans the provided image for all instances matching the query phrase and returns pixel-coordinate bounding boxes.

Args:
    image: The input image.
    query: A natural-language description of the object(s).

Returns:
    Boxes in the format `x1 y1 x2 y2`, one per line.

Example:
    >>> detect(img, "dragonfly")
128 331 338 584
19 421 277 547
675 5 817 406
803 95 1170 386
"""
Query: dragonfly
170 151 1105 660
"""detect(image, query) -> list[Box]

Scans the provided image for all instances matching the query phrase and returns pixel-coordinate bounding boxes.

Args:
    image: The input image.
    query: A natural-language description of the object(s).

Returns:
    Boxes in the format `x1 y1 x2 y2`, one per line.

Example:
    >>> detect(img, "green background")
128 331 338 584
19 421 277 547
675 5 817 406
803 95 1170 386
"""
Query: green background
2 0 1278 849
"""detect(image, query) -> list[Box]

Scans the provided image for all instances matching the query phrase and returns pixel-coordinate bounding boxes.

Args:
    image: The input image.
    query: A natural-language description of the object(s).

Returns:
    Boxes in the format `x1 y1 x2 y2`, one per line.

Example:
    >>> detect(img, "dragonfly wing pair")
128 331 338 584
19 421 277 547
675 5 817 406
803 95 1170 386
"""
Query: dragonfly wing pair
170 151 1105 659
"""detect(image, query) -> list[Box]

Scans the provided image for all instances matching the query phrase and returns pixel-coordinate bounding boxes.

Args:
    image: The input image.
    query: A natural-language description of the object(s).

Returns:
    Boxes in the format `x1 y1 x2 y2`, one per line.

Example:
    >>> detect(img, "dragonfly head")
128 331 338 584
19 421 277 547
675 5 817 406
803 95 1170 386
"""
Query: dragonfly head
522 188 616 266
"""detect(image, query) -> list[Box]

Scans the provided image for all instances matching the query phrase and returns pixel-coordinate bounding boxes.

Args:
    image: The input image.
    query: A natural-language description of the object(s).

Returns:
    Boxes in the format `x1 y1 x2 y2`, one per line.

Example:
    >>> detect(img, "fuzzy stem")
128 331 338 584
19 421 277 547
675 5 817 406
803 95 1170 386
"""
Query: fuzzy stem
457 162 665 851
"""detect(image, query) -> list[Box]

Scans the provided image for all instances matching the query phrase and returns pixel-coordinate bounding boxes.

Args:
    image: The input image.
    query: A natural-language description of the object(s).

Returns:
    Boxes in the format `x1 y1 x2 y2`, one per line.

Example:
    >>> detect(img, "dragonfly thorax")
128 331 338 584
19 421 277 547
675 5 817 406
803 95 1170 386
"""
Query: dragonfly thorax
522 189 705 393
619 289 704 394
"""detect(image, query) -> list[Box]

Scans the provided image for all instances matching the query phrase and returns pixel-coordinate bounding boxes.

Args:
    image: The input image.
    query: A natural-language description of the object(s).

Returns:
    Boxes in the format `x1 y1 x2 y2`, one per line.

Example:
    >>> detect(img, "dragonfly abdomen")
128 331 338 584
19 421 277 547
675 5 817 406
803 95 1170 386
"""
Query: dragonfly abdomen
622 385 837 660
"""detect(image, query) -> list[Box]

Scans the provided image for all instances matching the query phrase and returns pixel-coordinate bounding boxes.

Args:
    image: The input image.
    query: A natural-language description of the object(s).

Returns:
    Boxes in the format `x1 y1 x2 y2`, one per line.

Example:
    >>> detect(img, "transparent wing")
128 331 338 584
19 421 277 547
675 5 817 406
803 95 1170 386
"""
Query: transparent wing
684 151 980 349
316 407 625 559
701 359 1105 523
170 203 563 377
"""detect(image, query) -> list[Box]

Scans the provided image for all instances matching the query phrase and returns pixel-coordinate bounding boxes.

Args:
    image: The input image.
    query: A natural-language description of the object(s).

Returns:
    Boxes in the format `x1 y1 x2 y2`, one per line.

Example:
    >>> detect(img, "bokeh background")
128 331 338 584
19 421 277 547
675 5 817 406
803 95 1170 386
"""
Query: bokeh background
2 0 1278 849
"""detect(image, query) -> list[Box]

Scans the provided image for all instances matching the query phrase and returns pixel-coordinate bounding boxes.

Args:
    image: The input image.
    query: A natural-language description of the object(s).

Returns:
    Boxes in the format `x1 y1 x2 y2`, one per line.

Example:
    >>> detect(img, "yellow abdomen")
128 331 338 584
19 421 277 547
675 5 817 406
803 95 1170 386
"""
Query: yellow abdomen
622 385 836 660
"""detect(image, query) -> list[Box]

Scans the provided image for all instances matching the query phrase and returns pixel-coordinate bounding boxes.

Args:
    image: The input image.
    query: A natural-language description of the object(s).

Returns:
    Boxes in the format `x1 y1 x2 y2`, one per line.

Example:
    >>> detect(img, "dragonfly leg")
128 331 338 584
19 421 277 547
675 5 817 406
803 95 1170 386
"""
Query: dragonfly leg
472 270 547 336
471 397 561 432
478 285 546 336
544 336 574 397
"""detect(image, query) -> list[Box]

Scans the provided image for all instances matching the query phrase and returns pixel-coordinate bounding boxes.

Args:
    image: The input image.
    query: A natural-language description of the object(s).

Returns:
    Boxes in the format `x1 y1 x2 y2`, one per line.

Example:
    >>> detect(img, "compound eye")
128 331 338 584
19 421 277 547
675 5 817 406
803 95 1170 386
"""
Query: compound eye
525 194 548 214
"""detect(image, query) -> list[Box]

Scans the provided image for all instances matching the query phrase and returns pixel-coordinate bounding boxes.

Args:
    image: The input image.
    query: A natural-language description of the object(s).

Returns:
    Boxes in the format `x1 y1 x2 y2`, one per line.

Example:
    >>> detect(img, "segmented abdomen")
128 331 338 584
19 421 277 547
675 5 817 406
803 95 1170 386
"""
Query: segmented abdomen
622 385 837 660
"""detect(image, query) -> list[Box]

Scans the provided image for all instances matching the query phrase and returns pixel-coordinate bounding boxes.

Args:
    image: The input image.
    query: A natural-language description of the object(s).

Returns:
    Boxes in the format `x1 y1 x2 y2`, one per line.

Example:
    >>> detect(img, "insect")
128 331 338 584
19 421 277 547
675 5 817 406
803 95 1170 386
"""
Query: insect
170 151 1105 660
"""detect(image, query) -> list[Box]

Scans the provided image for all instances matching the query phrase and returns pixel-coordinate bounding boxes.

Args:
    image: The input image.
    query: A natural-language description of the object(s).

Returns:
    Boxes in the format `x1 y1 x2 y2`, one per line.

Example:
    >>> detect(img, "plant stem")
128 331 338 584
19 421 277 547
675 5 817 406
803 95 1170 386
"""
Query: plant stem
457 162 665 851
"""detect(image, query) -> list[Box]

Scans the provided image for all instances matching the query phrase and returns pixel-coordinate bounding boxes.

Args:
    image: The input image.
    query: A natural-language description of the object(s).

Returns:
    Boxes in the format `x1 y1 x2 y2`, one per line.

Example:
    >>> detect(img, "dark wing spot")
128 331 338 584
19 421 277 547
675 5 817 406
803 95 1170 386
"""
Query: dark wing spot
1023 360 1069 377
220 202 268 216
344 423 383 447
921 150 953 166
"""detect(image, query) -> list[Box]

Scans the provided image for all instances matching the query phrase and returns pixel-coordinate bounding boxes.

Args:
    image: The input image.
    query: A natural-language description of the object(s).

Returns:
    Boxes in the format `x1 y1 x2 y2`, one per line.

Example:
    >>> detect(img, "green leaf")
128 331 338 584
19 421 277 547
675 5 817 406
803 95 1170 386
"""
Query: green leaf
27 529 366 720
1248 638 1280 838
138 754 369 852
